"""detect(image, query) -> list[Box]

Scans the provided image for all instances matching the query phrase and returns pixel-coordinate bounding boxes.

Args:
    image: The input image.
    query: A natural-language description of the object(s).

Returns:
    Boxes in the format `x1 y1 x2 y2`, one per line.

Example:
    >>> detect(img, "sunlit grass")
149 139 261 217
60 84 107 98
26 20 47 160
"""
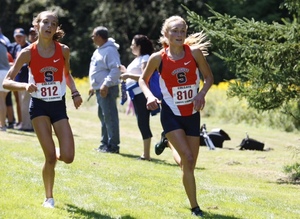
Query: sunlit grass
0 77 299 219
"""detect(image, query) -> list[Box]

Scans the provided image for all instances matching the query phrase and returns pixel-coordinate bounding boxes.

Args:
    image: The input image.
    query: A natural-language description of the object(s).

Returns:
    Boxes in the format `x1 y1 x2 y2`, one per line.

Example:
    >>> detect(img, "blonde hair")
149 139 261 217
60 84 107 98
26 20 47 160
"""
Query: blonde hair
32 11 65 41
185 32 211 56
159 15 211 56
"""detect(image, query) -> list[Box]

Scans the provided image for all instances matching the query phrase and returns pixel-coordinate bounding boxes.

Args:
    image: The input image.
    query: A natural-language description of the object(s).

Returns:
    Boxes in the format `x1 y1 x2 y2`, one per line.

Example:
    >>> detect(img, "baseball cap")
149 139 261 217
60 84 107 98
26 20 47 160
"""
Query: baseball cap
29 27 36 33
14 28 25 37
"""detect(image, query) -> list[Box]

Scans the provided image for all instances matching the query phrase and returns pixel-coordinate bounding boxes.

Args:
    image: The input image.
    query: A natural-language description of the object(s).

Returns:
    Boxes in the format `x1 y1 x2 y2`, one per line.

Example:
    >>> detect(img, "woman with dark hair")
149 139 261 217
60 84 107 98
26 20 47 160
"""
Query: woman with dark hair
120 34 155 161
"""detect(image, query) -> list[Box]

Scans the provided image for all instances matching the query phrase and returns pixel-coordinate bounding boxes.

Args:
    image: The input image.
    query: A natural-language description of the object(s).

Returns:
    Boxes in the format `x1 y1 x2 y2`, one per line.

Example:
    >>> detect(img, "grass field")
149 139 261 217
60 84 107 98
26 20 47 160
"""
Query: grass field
0 80 299 219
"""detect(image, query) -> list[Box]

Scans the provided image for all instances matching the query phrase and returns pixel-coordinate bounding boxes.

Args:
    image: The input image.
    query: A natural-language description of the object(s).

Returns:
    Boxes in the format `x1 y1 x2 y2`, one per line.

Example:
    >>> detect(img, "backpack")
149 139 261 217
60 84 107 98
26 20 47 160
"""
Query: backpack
200 125 231 148
239 133 264 151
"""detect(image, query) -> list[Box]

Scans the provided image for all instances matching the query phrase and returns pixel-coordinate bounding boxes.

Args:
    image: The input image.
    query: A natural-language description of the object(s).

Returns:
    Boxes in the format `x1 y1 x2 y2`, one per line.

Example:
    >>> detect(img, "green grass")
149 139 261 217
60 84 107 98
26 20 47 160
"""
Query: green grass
0 80 299 219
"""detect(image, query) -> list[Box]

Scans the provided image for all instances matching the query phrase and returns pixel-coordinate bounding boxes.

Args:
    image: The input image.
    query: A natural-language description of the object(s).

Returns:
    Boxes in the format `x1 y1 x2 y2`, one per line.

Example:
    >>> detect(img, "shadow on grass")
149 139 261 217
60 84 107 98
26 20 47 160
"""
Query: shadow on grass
65 204 136 219
119 152 205 170
119 152 174 165
7 129 36 137
7 129 80 137
203 213 242 219
65 204 240 219
275 177 300 185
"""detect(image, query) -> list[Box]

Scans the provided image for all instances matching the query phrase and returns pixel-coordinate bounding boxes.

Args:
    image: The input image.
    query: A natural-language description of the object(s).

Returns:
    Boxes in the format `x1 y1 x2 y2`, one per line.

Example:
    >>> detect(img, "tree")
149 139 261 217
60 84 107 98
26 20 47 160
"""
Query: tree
4 0 206 77
1 0 294 82
185 2 300 128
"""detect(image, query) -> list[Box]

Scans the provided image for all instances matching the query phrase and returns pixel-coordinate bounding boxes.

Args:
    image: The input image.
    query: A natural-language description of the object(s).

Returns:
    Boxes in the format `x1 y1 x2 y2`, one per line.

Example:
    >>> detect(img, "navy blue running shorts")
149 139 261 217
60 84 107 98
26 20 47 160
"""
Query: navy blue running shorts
29 95 68 124
160 103 200 136
5 91 12 106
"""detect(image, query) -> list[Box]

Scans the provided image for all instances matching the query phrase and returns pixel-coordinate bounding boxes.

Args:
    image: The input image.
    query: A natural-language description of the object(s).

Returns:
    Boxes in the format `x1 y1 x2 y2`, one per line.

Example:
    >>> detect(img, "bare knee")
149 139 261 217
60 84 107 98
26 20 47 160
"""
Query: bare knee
57 145 74 164
45 154 57 166
182 153 195 170
63 157 74 164
59 154 74 164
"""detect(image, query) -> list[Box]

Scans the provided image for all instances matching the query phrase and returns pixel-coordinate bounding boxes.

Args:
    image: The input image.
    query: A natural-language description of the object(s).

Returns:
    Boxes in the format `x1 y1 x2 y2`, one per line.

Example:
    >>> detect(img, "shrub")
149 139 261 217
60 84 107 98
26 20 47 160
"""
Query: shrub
203 81 300 132
283 163 300 181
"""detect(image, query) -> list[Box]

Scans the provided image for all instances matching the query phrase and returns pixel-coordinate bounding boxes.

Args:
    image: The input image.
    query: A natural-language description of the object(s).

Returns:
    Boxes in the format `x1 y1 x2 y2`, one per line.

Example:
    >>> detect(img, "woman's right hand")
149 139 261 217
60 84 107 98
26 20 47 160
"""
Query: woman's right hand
26 83 37 93
146 95 160 111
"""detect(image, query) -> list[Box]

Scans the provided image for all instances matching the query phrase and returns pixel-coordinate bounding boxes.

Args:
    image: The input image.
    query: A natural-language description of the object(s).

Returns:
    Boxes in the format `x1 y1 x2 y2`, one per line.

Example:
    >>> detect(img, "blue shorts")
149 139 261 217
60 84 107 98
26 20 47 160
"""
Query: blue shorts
29 96 68 124
160 103 200 136
5 91 12 106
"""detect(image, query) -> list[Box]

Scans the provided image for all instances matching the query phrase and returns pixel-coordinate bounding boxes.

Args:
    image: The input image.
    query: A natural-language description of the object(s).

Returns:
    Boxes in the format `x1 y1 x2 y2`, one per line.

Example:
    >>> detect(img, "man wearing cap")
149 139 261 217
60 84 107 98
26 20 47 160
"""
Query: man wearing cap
8 28 33 131
88 26 121 153
28 27 37 43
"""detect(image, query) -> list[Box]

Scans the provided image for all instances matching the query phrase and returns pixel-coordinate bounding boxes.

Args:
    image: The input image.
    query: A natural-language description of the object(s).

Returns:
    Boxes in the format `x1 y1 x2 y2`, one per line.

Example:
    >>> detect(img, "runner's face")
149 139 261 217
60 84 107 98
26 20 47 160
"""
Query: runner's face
39 14 58 39
167 20 186 46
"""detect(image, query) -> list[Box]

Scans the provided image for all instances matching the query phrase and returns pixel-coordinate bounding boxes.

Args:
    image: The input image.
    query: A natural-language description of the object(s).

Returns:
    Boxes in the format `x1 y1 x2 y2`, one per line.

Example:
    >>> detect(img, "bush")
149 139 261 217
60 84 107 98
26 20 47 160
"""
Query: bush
203 81 300 132
283 163 300 181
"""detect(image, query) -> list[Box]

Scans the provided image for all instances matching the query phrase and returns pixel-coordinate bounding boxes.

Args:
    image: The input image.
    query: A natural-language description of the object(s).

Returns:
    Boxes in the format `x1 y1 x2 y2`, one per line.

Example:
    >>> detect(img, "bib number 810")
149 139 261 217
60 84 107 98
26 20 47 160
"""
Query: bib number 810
176 89 193 100
172 85 197 105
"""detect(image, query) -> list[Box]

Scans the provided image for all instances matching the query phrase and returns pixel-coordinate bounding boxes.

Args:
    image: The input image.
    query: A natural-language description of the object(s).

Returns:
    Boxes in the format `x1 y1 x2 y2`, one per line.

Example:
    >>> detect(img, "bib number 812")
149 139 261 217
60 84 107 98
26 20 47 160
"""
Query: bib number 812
36 81 62 102
40 86 59 97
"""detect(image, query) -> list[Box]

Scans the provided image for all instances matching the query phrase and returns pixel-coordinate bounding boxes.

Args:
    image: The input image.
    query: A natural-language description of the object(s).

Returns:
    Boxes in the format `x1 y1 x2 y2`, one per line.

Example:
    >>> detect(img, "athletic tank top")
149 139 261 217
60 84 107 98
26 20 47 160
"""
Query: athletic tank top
160 44 200 116
29 42 66 101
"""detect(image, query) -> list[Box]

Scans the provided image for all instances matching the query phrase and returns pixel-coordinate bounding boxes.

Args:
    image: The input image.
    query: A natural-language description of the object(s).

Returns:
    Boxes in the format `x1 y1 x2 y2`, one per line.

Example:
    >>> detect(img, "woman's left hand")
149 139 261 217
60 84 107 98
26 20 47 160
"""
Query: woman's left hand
73 95 83 109
193 92 206 111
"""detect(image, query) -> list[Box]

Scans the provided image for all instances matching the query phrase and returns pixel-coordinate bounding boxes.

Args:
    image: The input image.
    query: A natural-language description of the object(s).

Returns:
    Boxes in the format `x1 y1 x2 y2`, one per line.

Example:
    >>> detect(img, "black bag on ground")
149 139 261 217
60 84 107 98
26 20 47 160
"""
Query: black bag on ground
208 128 231 148
200 126 231 148
239 134 264 151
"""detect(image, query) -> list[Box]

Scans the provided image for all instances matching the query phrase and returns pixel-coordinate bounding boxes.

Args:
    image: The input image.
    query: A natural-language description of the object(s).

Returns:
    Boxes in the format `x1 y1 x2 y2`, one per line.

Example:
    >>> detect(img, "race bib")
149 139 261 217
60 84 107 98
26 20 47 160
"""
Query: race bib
172 85 197 105
36 81 62 102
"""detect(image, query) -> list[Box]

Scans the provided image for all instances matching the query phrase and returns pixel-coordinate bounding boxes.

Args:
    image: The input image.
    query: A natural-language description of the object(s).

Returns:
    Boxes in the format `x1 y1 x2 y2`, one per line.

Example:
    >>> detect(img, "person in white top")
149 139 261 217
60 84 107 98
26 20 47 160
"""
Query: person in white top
120 35 155 161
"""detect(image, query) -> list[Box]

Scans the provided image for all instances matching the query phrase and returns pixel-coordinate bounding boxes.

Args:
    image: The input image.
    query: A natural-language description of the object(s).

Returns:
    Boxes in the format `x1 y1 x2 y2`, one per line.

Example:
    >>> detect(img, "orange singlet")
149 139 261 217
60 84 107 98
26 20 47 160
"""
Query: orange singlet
159 44 200 116
29 42 66 102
